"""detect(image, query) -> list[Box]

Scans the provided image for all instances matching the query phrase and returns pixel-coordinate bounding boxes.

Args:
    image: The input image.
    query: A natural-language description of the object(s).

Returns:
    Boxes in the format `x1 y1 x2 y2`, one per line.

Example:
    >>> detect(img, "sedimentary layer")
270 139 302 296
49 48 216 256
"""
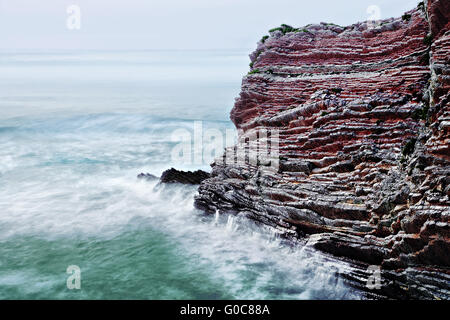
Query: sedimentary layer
195 1 449 299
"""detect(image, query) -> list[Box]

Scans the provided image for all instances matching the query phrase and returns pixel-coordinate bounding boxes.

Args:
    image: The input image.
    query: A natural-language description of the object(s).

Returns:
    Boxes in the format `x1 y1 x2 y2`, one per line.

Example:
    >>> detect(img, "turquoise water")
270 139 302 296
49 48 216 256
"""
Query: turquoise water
0 50 361 299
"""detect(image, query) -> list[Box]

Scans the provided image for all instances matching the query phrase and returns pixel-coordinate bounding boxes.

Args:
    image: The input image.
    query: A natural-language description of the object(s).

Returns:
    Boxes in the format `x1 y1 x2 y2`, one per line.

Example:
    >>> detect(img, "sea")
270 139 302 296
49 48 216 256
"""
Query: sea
0 49 362 299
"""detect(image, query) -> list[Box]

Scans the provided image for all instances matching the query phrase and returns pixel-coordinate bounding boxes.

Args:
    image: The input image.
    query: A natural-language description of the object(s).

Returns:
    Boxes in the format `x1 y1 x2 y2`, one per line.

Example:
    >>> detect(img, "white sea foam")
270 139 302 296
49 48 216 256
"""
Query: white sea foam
0 50 362 299
0 157 361 299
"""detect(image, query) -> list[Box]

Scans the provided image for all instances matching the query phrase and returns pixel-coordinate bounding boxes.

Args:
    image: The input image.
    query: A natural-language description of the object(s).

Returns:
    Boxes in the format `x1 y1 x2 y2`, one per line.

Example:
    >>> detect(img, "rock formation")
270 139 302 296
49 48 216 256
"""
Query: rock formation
138 169 210 184
195 1 449 299
159 168 210 185
138 169 210 185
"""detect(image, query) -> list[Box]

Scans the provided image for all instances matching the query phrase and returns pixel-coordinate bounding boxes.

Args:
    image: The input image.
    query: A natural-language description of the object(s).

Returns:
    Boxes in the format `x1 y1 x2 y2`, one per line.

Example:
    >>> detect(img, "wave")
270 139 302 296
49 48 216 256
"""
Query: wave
0 177 362 299
0 113 233 135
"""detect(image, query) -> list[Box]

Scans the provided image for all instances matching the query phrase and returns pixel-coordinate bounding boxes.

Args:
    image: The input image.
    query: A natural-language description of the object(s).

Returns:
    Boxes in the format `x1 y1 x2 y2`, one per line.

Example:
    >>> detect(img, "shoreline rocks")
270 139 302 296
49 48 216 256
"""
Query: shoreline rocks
138 168 210 185
195 1 449 299
160 168 210 185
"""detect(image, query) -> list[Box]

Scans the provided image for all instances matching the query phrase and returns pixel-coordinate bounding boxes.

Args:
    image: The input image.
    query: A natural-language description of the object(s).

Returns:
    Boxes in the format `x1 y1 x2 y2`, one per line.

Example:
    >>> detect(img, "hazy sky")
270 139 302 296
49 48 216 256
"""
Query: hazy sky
0 0 420 50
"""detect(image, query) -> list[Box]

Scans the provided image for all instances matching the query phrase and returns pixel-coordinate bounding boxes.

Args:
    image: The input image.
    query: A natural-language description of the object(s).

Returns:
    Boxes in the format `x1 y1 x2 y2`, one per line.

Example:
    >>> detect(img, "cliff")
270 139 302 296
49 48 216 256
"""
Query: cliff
195 1 449 299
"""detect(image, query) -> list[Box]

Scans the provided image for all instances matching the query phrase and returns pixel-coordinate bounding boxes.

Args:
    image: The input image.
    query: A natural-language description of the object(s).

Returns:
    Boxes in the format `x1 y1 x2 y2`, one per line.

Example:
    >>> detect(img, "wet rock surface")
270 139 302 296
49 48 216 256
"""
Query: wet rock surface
139 169 210 185
195 2 449 299
160 168 210 185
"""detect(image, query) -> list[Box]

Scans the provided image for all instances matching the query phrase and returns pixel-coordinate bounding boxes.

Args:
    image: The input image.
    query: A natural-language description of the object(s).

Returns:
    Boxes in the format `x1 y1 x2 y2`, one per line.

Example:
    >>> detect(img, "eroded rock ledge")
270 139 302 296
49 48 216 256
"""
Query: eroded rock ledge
195 1 449 299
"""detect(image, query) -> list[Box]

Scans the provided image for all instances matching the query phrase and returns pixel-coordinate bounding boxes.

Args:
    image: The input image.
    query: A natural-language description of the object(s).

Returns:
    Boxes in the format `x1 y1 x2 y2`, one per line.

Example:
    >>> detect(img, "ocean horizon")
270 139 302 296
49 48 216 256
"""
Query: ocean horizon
0 49 362 299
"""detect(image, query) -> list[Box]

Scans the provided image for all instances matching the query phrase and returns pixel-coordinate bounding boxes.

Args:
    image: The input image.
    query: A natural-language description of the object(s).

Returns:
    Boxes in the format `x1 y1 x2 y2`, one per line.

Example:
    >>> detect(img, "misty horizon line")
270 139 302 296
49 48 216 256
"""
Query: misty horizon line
0 48 255 52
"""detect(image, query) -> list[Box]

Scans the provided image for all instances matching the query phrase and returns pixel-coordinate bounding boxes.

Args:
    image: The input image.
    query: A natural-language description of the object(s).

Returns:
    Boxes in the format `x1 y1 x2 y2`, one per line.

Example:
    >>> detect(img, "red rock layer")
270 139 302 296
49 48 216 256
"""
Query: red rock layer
195 3 449 299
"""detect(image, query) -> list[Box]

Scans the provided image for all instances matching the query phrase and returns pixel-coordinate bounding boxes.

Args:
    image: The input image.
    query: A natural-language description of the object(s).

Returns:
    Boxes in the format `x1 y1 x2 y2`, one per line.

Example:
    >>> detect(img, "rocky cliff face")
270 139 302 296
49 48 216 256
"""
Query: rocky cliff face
195 1 449 299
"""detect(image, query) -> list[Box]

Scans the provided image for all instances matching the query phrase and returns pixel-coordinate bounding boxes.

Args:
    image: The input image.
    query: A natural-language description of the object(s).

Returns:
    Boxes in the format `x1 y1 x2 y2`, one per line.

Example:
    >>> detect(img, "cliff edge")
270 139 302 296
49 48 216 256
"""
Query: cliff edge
195 1 449 299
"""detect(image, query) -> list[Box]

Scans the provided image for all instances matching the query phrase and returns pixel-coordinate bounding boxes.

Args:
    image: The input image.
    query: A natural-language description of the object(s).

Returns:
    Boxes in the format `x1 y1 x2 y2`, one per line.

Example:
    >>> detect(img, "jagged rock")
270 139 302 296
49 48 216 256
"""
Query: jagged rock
160 168 210 185
137 173 159 181
195 2 450 299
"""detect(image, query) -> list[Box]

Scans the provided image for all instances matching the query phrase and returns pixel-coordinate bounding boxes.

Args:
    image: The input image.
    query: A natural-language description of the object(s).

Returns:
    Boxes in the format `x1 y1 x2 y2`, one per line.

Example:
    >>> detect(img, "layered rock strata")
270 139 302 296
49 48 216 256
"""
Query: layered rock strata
195 1 449 299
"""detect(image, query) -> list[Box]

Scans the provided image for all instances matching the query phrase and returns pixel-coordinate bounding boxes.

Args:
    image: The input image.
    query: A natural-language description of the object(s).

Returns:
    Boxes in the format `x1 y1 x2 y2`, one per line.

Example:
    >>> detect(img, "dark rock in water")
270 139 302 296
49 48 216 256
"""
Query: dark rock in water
137 173 159 181
160 168 210 185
